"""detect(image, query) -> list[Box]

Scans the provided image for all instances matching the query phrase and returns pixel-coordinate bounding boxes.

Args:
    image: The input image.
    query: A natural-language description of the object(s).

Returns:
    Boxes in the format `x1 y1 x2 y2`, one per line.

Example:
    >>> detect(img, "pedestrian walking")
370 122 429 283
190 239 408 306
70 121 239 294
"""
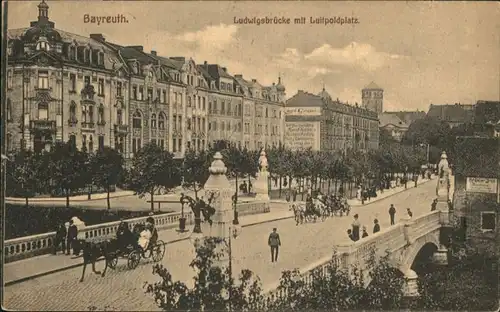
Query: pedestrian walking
66 219 78 255
389 204 396 225
347 229 355 241
53 222 67 255
407 208 413 219
351 214 360 241
362 226 369 238
431 199 437 211
373 219 380 234
268 228 281 263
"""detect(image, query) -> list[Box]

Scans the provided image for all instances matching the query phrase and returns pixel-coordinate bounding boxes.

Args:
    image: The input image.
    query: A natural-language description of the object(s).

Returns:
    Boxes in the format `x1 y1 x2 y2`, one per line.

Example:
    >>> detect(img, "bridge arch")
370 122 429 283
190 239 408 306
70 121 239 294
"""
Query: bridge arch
400 231 440 272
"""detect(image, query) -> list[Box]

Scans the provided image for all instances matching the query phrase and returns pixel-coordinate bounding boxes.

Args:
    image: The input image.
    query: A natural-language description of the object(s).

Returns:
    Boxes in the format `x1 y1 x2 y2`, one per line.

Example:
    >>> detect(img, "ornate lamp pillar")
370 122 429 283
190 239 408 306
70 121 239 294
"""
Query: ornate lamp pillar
255 149 271 202
204 152 233 239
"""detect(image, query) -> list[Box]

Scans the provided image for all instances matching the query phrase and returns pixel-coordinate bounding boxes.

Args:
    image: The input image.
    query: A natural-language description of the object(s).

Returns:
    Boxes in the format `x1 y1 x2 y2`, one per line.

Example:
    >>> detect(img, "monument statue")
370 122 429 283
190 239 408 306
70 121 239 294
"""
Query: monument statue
258 149 268 173
436 151 451 199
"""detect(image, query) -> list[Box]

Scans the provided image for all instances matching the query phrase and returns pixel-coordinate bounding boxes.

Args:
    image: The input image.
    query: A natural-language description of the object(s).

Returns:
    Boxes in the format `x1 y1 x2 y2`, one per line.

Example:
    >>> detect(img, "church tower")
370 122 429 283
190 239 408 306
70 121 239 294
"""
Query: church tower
362 82 383 114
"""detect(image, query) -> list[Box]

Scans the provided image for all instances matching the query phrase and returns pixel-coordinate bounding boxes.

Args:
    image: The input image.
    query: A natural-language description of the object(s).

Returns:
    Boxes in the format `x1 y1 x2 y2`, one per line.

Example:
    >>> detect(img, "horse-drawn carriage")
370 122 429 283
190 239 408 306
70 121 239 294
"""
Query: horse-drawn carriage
289 194 351 226
79 217 166 282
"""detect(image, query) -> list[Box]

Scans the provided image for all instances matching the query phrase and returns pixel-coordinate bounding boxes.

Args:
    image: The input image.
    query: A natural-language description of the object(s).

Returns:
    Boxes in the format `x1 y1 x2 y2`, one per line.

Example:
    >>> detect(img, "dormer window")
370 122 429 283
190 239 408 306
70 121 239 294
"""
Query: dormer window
69 45 76 60
98 52 104 66
36 40 49 51
92 50 98 65
7 44 12 56
85 49 91 63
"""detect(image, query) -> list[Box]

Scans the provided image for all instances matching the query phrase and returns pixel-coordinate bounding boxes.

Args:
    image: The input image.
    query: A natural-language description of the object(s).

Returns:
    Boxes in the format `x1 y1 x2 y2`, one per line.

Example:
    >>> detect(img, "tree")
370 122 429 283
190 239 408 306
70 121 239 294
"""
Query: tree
91 147 124 210
144 237 264 311
182 149 212 199
128 142 182 212
7 149 41 205
48 141 87 208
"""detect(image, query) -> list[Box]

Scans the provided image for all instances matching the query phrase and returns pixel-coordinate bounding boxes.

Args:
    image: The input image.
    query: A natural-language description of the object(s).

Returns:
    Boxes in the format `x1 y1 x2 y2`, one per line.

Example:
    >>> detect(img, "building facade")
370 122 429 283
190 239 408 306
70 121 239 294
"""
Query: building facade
382 110 426 127
6 1 285 157
285 89 379 152
361 81 384 114
378 112 409 142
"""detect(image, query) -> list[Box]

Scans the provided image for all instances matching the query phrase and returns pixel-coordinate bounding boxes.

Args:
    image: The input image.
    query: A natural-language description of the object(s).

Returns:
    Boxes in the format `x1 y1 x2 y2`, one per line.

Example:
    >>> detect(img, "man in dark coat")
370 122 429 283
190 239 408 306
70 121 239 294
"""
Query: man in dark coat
268 228 281 262
67 219 78 256
373 219 381 234
53 222 67 255
389 204 396 225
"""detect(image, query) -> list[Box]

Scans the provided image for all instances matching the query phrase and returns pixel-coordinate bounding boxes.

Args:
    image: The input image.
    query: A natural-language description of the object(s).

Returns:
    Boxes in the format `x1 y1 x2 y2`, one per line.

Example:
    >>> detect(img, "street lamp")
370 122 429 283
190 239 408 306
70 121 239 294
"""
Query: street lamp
189 213 204 249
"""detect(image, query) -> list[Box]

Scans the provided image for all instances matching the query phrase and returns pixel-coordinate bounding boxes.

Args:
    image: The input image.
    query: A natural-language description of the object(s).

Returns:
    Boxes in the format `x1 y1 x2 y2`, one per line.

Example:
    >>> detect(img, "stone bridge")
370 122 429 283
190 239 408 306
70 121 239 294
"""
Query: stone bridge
264 208 451 303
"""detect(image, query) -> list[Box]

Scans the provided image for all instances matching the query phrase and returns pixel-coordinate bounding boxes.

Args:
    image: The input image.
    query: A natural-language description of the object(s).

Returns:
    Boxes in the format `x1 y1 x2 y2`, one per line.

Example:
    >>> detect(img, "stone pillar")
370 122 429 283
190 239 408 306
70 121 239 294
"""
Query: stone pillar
403 269 419 297
433 245 449 265
204 152 233 239
436 151 450 210
254 149 270 202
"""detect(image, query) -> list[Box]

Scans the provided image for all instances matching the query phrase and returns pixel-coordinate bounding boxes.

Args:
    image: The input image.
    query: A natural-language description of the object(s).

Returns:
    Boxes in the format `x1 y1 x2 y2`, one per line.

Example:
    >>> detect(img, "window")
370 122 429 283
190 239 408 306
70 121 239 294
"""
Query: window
178 116 182 131
38 102 48 120
159 139 165 150
36 41 49 51
202 97 206 110
173 115 177 131
114 136 124 154
6 98 12 121
138 86 144 100
84 76 91 86
156 89 161 102
7 70 12 89
82 134 87 151
173 138 177 152
151 139 157 146
69 46 76 60
178 138 182 151
69 101 77 121
98 135 105 150
69 135 76 148
85 49 91 63
38 71 49 89
221 101 225 114
187 96 192 108
98 104 104 124
192 117 196 131
6 133 12 151
162 90 167 103
88 106 94 123
151 113 157 129
481 212 496 232
98 79 104 95
117 109 123 125
132 85 137 100
89 135 94 151
116 82 122 97
147 88 153 101
132 111 142 129
92 50 98 65
187 118 191 131
158 113 166 129
70 74 76 92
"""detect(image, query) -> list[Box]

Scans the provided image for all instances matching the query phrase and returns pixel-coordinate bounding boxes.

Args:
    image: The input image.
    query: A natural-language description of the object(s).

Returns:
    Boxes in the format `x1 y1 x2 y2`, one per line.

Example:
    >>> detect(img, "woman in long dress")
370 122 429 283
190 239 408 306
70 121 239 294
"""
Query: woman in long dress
138 227 152 251
71 217 86 240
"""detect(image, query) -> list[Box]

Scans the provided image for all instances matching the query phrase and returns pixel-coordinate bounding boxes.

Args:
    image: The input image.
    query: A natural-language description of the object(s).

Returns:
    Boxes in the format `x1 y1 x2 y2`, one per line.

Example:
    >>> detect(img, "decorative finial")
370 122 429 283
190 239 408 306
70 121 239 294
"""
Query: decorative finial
209 152 227 175
278 73 281 84
258 149 268 173
441 151 447 159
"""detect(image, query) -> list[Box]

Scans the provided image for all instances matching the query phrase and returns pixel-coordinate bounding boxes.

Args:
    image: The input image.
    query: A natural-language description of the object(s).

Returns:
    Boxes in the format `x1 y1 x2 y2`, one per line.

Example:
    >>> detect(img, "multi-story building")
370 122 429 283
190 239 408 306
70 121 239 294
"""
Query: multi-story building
426 103 475 128
5 0 285 156
6 1 130 154
362 82 384 114
284 89 379 152
233 74 286 149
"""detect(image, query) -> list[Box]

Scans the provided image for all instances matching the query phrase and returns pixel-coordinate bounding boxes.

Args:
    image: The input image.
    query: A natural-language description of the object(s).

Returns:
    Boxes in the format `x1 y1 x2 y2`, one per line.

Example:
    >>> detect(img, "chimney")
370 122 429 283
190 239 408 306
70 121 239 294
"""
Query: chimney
151 50 157 56
222 67 227 72
273 82 275 86
90 33 105 42
252 79 257 83
128 45 143 52
234 74 243 78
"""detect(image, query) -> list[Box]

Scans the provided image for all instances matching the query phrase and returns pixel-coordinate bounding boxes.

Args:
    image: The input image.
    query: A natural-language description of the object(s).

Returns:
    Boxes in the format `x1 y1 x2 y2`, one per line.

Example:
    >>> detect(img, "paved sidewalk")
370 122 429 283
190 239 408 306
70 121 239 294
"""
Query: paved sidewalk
4 207 295 286
348 176 434 207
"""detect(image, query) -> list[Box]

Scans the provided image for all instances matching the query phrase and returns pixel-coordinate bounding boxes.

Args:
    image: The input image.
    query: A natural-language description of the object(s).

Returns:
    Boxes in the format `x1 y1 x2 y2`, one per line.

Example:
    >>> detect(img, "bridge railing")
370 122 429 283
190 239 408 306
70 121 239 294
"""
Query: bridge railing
258 210 445 309
4 201 270 263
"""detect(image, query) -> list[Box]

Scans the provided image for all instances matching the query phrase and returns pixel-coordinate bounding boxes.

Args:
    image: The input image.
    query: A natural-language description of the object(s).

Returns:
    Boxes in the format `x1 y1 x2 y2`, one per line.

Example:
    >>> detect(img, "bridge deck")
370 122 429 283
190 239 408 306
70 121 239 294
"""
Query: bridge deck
3 180 437 311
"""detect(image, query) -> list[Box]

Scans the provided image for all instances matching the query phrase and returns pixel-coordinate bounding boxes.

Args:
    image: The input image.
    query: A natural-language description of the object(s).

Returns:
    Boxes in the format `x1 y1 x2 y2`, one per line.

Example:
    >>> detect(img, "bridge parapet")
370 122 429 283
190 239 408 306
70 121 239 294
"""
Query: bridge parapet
4 201 270 263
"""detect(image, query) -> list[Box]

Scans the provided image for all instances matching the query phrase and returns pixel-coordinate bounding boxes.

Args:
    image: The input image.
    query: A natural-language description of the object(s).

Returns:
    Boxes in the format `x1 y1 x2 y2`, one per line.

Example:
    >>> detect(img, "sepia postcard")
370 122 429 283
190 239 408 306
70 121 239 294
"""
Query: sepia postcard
1 1 499 311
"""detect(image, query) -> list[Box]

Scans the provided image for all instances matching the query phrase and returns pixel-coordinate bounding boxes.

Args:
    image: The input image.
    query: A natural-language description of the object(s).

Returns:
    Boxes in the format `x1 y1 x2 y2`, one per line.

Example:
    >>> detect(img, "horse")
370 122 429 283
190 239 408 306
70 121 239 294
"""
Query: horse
79 237 120 282
313 198 328 222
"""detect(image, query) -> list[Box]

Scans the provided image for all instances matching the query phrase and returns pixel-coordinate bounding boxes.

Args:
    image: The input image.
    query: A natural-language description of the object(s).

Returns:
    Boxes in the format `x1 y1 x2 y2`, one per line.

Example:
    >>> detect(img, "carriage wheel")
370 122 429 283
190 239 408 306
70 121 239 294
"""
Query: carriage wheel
151 240 166 262
127 251 141 269
108 253 119 269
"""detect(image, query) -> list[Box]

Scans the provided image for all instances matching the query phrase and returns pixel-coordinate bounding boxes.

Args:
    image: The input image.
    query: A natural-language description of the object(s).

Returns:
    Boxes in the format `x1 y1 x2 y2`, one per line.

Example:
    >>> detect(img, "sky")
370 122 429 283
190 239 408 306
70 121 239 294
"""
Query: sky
7 1 500 112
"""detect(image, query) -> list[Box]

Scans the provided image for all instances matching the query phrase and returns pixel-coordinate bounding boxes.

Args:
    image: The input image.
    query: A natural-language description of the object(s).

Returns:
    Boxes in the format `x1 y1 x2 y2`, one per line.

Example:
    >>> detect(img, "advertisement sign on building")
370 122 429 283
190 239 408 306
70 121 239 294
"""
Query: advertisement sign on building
284 122 320 151
285 107 322 117
466 177 498 194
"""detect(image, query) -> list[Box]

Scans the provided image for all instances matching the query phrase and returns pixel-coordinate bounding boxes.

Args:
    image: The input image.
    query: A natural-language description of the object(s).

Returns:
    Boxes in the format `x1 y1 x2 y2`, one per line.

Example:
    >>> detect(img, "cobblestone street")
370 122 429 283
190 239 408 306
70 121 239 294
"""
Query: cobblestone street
3 180 438 311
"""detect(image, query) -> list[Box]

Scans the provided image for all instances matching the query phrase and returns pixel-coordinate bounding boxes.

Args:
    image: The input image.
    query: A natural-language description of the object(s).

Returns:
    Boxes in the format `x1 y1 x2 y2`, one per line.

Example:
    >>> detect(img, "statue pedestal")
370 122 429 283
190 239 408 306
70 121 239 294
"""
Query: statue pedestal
254 171 270 201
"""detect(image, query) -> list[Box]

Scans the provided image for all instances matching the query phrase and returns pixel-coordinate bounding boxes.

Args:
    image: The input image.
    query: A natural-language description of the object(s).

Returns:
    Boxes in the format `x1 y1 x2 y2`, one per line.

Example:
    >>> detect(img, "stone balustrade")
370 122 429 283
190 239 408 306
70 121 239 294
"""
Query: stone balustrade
4 200 271 263
259 210 447 308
